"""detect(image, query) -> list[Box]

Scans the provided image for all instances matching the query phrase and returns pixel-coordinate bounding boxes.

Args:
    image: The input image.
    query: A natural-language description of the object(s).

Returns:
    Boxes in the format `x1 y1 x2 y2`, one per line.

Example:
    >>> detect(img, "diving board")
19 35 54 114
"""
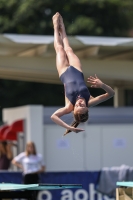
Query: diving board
0 183 82 191
117 182 133 187
0 183 82 200
0 183 39 190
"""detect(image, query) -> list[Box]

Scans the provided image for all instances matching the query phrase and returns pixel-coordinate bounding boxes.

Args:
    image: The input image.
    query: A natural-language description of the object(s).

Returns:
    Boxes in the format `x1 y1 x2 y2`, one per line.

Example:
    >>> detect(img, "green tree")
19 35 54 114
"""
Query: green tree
0 0 133 36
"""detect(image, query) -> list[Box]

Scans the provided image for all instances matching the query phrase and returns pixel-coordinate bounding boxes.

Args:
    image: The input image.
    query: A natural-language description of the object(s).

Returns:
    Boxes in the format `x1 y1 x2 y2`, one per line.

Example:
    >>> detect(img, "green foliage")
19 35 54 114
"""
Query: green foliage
67 16 97 35
0 0 133 36
0 79 64 108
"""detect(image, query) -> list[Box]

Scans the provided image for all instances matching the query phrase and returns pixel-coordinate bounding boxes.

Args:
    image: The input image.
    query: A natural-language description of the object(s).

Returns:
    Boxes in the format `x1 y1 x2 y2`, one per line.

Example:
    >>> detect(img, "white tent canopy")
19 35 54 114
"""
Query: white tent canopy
0 34 133 88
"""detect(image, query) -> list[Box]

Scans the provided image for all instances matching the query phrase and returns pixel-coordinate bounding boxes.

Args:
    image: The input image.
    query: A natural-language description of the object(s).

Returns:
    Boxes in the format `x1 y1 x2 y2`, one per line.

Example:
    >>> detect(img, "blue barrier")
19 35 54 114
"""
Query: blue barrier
0 172 112 200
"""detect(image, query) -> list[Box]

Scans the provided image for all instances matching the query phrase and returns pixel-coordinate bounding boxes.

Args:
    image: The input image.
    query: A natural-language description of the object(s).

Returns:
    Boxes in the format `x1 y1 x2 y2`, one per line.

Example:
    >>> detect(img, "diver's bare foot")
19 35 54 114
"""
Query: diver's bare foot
52 12 60 28
59 24 63 39
59 15 67 37
59 15 64 28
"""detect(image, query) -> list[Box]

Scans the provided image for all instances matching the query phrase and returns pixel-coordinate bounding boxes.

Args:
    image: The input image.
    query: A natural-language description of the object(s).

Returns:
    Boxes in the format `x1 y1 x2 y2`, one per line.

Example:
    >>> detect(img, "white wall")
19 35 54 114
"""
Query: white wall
3 105 44 157
102 124 133 167
44 124 133 172
43 124 85 172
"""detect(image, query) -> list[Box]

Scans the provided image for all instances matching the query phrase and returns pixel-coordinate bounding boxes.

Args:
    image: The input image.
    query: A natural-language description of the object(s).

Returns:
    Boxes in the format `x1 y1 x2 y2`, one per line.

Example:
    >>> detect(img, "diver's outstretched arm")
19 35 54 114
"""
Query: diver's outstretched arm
88 74 115 107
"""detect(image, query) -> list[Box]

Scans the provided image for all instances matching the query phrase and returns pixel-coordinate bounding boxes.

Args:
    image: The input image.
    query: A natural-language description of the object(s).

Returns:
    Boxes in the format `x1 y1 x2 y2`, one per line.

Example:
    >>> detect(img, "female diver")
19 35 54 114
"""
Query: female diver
51 13 115 135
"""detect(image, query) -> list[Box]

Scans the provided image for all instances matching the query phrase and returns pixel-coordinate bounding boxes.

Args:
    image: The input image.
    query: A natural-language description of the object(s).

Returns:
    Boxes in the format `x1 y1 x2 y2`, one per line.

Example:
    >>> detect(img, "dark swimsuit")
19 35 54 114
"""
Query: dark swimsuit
60 66 90 106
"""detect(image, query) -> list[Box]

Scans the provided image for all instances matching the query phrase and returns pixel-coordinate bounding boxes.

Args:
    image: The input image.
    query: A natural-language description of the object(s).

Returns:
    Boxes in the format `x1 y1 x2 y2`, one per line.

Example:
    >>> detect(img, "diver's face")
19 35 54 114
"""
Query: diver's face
74 106 88 115
74 98 88 114
75 98 86 108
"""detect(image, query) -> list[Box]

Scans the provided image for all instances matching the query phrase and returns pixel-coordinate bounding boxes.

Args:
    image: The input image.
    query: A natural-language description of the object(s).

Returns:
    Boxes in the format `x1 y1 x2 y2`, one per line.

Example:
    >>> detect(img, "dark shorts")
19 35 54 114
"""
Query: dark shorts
23 173 39 184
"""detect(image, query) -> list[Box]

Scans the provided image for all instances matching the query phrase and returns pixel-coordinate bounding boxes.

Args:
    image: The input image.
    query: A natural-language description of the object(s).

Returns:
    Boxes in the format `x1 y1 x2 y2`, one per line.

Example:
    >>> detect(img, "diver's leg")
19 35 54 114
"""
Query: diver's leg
52 13 69 76
59 14 82 72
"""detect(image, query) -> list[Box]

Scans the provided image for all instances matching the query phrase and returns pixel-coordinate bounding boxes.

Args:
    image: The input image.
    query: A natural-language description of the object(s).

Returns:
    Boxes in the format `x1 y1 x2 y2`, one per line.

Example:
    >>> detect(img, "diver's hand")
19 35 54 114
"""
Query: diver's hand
87 74 103 88
64 126 84 135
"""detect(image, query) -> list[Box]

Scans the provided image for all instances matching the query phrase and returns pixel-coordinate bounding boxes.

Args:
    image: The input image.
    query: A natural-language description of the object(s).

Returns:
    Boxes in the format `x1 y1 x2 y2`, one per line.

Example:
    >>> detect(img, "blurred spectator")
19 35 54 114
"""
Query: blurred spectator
12 141 45 184
0 141 13 170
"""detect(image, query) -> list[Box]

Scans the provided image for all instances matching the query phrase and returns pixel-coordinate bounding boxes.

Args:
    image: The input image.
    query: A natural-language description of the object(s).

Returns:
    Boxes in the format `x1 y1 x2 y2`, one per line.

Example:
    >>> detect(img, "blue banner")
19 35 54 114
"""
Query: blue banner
0 172 112 200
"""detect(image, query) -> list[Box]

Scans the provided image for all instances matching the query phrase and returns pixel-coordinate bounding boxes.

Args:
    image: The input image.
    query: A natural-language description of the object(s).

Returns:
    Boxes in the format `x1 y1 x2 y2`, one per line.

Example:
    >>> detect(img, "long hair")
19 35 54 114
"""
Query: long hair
0 141 7 156
25 141 37 156
65 111 88 135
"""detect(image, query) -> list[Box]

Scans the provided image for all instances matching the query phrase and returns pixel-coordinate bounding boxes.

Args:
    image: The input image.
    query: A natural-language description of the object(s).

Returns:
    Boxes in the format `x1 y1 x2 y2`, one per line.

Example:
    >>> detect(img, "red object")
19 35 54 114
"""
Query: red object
0 125 10 140
0 120 24 141
3 129 17 141
10 120 24 132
